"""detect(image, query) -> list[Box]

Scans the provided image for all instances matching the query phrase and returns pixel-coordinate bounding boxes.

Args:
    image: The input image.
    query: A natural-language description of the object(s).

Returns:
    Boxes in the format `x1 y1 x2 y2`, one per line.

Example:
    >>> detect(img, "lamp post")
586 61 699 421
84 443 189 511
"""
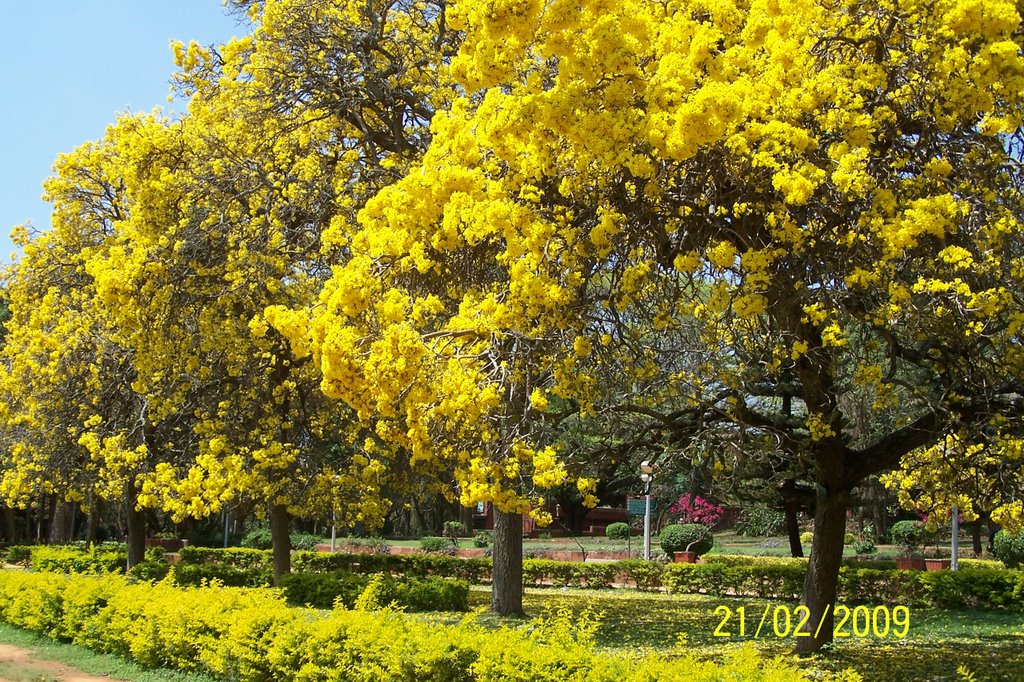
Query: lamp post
951 505 959 571
640 461 654 560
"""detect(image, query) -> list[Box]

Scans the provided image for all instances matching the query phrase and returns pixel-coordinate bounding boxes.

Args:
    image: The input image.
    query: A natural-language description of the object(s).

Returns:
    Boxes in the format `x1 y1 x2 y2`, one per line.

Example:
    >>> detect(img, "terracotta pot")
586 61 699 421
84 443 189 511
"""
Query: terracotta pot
924 558 951 571
895 557 927 570
673 551 697 563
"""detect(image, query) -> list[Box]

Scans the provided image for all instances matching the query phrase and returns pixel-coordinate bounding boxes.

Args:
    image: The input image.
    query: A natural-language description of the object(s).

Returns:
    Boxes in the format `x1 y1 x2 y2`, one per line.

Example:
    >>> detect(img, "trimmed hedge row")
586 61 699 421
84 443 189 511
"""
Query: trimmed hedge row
279 572 469 611
18 545 1023 611
0 571 816 681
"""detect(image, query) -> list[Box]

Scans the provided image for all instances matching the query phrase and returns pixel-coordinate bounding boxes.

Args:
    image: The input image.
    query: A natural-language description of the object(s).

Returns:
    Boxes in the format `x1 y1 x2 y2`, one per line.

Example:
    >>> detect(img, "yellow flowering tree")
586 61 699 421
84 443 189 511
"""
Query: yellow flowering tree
75 0 458 581
0 132 189 566
882 432 1024 551
283 0 1024 646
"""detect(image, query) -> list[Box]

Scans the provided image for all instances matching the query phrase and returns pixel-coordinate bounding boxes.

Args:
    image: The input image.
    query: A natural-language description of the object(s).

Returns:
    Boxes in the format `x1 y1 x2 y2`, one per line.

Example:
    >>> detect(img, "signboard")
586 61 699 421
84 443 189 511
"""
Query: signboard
627 498 655 516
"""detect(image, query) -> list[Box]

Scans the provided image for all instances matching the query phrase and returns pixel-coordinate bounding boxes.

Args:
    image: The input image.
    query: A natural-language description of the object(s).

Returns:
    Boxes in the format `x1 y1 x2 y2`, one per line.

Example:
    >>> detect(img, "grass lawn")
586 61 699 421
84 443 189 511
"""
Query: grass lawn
450 587 1024 681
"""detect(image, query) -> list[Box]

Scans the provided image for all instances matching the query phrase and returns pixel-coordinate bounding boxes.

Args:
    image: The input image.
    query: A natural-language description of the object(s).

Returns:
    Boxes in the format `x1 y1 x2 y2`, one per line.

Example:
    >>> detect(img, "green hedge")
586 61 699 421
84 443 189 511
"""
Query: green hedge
175 548 1024 611
280 571 469 611
0 571 816 681
292 550 493 583
26 545 127 574
170 562 273 588
178 546 273 570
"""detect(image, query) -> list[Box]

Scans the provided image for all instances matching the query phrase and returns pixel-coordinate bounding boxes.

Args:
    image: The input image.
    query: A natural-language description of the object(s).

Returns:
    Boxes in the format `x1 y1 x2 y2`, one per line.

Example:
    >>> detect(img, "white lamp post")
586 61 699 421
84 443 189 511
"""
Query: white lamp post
640 461 654 560
951 505 959 571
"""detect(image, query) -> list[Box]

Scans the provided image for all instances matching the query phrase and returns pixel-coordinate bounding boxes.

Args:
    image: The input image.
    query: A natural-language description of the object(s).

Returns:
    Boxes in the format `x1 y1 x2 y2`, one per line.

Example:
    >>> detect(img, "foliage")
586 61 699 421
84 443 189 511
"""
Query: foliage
800 532 814 545
0 571 819 681
890 520 928 556
659 524 714 557
170 563 273 589
605 522 630 540
178 547 272 571
473 531 492 548
420 537 456 553
288 534 323 552
993 530 1024 569
668 494 725 527
734 509 786 538
240 526 274 551
852 539 877 555
4 546 32 566
29 546 127 575
279 571 469 612
844 533 856 546
129 559 172 583
443 521 467 539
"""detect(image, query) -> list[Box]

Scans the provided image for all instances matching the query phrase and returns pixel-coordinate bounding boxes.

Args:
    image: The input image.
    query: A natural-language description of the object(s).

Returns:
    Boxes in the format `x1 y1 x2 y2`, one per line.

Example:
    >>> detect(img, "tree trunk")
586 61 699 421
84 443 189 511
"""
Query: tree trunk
3 508 14 543
972 518 983 556
491 508 524 616
86 498 100 548
125 482 146 569
795 488 849 654
48 501 72 544
269 503 291 585
461 504 475 536
785 500 804 558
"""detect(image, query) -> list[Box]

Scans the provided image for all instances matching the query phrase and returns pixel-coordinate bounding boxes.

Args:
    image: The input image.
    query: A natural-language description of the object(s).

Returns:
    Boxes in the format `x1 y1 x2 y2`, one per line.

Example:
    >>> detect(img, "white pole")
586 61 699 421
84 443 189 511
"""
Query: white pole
643 491 652 560
331 511 337 553
951 505 959 571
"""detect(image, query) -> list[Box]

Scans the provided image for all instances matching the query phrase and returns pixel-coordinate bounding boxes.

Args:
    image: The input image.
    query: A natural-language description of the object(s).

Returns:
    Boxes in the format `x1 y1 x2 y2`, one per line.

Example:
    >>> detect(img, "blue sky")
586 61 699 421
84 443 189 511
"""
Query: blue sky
0 1 245 263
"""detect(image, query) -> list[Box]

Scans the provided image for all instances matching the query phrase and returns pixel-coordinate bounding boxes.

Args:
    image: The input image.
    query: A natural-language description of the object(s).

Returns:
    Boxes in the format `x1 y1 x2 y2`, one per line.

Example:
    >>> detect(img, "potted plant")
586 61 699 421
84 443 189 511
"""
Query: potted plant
890 520 926 570
659 523 713 562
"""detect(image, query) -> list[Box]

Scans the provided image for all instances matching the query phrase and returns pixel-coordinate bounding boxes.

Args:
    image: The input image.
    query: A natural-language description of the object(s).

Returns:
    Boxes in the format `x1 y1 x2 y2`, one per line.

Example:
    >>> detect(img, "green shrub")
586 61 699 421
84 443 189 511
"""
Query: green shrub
799 531 814 545
605 522 630 540
734 507 786 537
843 532 856 545
170 562 272 588
30 545 126 574
144 546 166 562
279 571 369 608
240 525 274 550
128 559 171 582
292 551 492 583
993 530 1024 569
473 531 491 548
443 521 466 538
890 520 926 554
289 533 323 551
5 545 32 566
853 539 877 554
419 536 454 553
178 546 272 570
523 560 619 589
658 523 713 557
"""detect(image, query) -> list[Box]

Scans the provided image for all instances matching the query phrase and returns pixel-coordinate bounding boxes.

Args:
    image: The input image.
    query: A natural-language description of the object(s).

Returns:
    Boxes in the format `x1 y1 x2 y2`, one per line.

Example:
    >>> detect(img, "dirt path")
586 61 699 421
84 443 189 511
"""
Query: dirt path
0 643 122 682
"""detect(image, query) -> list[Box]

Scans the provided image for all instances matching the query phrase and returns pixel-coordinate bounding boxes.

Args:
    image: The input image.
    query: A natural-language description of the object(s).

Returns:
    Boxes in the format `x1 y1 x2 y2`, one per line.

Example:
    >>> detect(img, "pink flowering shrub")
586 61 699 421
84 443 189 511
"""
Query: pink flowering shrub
668 494 724 528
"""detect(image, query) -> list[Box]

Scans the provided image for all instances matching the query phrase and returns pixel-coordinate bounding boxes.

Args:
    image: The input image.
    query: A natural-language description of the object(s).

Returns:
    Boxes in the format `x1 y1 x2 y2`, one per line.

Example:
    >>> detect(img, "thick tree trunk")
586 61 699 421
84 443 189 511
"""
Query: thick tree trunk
491 508 524 616
785 500 804 558
972 518 983 556
48 502 72 544
3 508 15 543
125 483 146 569
461 504 475 536
795 488 849 654
269 503 291 585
